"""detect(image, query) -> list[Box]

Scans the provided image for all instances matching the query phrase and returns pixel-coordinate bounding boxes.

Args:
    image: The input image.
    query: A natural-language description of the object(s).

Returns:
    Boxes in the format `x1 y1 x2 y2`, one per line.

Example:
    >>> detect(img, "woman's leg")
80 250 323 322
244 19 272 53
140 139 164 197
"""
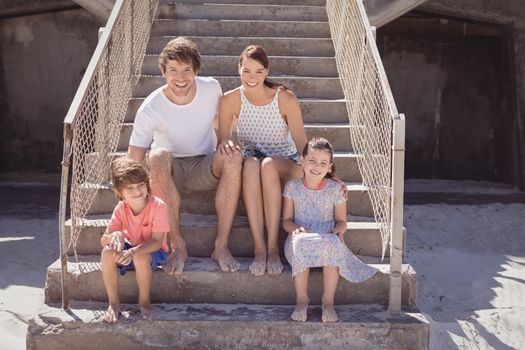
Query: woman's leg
133 252 153 319
101 247 120 323
260 157 303 274
322 266 339 323
243 157 266 276
291 269 310 322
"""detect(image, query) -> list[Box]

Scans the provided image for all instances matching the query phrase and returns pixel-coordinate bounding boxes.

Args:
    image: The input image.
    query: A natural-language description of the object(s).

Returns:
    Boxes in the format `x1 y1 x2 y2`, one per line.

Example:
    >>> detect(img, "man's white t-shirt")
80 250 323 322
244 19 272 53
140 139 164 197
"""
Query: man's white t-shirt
129 76 222 157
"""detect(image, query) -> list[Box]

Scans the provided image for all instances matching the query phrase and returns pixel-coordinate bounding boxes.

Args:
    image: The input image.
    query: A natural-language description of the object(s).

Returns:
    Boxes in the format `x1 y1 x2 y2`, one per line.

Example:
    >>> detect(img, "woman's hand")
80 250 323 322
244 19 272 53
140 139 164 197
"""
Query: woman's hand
332 176 349 201
218 139 241 157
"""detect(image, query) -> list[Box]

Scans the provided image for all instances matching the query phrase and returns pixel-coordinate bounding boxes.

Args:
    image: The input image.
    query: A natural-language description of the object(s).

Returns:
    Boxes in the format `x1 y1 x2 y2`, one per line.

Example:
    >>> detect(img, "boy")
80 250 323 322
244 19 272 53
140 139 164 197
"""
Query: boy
100 157 170 323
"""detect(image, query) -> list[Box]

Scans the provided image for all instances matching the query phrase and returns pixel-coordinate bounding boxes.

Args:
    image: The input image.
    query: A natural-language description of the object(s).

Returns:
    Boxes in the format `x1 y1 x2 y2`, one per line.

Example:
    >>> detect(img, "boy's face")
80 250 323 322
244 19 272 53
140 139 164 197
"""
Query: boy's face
119 182 148 208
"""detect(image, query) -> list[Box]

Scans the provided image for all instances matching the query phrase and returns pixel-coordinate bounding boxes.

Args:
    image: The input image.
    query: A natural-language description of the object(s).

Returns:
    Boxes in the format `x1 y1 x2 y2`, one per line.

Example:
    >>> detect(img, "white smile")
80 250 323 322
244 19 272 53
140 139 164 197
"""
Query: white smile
246 82 258 87
174 82 188 88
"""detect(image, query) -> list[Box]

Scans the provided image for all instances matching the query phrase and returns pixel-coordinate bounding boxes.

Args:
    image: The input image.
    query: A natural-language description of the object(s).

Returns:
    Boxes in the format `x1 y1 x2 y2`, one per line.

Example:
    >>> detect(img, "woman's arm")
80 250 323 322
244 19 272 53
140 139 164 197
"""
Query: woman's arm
279 90 307 154
282 197 305 234
218 90 241 144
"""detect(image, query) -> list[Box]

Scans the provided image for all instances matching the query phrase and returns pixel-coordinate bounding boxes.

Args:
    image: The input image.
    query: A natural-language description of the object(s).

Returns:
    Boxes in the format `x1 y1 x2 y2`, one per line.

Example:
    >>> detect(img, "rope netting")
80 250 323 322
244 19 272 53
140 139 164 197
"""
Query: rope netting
66 0 158 257
326 0 400 259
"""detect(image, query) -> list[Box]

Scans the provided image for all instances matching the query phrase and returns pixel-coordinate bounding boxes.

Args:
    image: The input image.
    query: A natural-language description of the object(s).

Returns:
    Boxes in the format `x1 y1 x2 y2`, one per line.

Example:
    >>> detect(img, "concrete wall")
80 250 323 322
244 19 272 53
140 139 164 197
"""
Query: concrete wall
378 16 516 183
0 6 99 179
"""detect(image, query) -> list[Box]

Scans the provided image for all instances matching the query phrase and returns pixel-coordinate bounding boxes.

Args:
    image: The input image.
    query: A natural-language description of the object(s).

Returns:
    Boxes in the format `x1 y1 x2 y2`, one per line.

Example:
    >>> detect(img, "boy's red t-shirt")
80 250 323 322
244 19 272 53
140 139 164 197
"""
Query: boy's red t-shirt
107 195 170 252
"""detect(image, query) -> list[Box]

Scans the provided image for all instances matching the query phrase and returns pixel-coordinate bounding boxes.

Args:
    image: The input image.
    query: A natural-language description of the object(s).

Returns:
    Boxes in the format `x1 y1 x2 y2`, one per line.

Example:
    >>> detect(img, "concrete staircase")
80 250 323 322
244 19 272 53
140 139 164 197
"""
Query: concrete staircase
29 1 429 349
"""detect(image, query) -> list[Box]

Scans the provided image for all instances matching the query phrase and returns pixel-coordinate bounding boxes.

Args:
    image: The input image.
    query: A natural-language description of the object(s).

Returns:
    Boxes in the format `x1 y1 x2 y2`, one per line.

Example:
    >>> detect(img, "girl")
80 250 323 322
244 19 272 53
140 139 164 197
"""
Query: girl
282 137 378 322
100 157 170 323
218 45 307 276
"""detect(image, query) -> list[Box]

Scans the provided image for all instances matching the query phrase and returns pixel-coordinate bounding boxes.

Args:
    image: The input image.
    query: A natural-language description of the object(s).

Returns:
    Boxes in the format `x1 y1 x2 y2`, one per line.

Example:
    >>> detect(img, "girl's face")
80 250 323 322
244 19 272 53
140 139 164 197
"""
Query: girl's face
119 182 148 209
239 58 268 90
301 148 333 182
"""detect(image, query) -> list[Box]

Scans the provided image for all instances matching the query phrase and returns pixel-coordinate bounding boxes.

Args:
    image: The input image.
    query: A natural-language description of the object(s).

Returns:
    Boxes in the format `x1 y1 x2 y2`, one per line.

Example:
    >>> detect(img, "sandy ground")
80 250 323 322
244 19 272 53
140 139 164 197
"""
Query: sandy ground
0 180 524 349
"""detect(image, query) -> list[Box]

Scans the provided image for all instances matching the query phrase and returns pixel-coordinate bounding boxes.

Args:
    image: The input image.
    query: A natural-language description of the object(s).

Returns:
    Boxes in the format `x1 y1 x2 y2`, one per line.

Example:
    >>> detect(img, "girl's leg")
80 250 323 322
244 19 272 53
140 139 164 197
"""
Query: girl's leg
322 266 339 323
101 247 120 323
260 157 303 274
133 252 153 319
243 157 267 276
291 269 310 322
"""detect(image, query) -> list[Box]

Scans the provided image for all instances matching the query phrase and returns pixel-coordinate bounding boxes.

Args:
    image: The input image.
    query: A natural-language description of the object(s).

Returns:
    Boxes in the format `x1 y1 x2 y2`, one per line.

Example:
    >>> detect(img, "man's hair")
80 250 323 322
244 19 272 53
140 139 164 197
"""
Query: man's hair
111 157 151 200
159 37 201 73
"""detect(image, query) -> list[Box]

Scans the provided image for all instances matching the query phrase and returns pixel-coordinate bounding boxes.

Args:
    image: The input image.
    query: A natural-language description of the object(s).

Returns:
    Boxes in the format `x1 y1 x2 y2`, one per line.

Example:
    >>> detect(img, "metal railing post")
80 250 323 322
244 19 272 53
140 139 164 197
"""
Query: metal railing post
389 113 406 315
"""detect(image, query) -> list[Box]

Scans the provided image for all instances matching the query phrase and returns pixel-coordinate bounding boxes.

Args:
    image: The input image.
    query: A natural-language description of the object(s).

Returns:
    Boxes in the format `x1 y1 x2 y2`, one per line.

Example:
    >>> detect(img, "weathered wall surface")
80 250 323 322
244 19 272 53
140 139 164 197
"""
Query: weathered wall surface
0 7 99 177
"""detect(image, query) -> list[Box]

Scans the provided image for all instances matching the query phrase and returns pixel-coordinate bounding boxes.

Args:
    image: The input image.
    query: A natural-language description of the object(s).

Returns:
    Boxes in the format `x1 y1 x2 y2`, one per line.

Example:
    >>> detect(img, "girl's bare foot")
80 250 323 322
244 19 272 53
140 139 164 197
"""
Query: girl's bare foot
249 250 267 276
266 252 283 275
139 303 153 320
103 304 120 323
291 302 308 322
322 304 338 323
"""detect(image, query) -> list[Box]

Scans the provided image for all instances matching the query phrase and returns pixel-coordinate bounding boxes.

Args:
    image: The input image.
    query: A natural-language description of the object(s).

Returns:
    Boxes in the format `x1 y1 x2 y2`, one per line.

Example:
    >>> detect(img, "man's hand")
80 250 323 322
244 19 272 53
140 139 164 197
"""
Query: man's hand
218 140 241 157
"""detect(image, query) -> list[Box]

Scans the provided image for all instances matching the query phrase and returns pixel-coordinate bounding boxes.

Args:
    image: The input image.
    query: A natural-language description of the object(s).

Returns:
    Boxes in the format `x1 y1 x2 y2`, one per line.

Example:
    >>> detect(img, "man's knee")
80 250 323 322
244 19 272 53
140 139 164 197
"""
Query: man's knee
148 148 172 177
220 151 243 173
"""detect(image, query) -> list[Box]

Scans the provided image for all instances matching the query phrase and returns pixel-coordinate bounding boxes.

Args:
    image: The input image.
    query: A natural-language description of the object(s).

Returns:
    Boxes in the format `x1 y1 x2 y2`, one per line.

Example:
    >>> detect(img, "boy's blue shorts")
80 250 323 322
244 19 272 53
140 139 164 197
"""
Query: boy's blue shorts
117 242 169 276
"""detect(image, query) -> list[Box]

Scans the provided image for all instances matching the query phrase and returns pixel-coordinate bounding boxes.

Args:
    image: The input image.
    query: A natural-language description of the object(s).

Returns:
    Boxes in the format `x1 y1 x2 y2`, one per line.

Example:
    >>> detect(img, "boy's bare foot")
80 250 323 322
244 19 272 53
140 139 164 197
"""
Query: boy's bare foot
266 252 283 274
322 304 338 323
291 303 308 322
139 303 153 320
211 247 240 272
103 304 120 323
164 248 188 276
249 251 266 276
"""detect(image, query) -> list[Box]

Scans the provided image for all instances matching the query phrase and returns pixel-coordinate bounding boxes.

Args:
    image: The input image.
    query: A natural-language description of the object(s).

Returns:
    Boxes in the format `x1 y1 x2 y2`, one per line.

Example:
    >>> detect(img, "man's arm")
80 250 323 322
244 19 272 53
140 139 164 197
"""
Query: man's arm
128 145 148 163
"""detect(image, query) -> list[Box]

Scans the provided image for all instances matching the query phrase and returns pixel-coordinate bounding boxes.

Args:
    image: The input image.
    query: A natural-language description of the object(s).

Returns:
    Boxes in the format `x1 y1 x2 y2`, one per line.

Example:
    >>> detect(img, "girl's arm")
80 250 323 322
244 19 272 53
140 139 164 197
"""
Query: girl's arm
282 197 306 234
332 201 348 240
114 231 165 266
279 90 307 153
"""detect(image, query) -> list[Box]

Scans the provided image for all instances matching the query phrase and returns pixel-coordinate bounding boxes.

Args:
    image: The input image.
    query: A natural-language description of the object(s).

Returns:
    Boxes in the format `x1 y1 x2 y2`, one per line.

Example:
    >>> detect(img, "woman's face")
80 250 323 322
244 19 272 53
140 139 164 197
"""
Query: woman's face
239 57 268 90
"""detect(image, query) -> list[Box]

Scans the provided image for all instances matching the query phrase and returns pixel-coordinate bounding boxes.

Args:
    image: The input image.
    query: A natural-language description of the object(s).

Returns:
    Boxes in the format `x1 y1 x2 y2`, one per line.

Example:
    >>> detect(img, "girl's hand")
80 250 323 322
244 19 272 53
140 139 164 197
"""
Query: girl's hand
115 249 134 266
333 230 345 242
292 227 306 235
108 231 124 252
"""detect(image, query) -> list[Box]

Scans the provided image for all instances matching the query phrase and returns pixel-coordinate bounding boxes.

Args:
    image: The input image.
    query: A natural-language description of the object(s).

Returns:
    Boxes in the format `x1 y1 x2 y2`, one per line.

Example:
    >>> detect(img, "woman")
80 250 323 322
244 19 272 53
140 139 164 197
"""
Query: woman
218 45 307 276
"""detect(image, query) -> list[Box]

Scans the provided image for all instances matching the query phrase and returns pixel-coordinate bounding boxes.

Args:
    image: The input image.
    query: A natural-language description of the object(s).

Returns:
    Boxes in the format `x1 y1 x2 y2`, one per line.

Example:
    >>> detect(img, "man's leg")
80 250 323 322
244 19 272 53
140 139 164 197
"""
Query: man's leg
210 149 243 272
148 148 187 276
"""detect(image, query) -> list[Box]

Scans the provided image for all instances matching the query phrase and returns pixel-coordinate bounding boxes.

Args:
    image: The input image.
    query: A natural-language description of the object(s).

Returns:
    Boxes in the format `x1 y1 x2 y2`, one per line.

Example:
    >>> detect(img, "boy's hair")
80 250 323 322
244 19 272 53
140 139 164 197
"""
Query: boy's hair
238 45 287 90
302 137 336 179
159 37 201 73
111 157 151 200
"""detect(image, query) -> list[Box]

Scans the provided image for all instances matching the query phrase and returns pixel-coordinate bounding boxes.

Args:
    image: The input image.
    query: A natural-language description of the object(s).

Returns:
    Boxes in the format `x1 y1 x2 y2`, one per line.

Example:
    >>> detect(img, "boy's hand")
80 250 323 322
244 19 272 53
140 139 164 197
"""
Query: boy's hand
292 227 306 235
109 231 124 252
115 249 134 266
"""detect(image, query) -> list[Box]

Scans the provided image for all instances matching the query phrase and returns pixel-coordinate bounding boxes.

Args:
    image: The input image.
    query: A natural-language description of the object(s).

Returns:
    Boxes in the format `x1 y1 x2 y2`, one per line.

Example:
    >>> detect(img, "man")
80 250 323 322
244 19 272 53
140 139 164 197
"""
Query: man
128 37 242 275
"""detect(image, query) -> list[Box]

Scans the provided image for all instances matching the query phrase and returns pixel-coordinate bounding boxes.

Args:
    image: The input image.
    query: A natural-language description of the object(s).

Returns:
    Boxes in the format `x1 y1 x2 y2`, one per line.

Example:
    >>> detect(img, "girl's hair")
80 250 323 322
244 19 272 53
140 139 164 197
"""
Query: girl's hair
111 157 151 200
302 137 336 179
239 45 287 90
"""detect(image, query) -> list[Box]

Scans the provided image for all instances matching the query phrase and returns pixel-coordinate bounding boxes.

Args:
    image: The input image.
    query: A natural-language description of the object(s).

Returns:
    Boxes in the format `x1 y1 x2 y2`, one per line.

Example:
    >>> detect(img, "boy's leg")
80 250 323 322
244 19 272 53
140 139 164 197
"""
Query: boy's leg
322 266 339 323
291 269 310 322
133 252 153 320
101 247 120 323
243 157 267 276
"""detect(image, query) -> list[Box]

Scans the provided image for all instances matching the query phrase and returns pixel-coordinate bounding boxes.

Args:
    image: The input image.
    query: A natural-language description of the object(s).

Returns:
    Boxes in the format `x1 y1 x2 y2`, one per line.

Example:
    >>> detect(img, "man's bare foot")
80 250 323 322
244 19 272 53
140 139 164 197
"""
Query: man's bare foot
291 302 308 322
164 248 188 276
322 304 338 323
139 303 153 320
211 247 240 272
103 304 120 323
249 251 266 276
266 252 283 274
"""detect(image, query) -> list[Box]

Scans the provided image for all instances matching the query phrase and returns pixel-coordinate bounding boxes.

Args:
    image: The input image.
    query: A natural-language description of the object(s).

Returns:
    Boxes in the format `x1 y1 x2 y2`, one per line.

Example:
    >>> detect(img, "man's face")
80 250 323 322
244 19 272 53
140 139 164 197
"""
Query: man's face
162 59 197 102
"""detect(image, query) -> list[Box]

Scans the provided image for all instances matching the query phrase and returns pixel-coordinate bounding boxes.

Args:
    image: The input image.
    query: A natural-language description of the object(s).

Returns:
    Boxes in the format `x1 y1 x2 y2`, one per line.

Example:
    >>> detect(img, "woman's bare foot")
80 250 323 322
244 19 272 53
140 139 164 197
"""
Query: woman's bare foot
266 251 283 275
291 302 308 322
249 250 267 276
322 303 338 323
139 303 153 320
103 304 120 323
164 248 188 276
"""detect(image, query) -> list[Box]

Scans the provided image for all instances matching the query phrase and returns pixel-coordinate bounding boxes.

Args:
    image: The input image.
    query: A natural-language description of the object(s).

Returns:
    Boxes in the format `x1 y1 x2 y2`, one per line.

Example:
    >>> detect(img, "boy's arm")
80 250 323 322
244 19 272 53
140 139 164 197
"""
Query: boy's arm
114 231 165 266
332 201 347 240
282 197 305 234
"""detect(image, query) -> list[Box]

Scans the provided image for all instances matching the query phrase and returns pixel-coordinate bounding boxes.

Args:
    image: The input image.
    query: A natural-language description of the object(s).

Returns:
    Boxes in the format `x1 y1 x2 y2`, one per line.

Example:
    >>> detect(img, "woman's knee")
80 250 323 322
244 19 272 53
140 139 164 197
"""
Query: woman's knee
260 157 280 180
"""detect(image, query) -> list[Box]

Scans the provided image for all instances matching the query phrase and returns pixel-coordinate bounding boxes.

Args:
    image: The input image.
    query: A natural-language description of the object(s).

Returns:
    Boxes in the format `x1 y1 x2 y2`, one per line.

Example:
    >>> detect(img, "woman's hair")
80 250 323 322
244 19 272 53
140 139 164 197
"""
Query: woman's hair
239 45 287 90
302 137 336 179
111 157 151 200
159 37 201 74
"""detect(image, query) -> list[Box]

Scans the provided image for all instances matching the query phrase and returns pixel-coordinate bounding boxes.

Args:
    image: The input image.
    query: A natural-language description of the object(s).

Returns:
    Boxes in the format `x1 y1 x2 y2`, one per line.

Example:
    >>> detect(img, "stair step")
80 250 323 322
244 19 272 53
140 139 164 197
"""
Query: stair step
151 19 330 38
44 256 417 306
160 0 327 5
142 54 338 77
117 122 352 152
85 182 373 216
147 36 335 57
157 3 328 22
126 97 348 123
133 75 343 99
28 303 429 350
65 215 395 258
